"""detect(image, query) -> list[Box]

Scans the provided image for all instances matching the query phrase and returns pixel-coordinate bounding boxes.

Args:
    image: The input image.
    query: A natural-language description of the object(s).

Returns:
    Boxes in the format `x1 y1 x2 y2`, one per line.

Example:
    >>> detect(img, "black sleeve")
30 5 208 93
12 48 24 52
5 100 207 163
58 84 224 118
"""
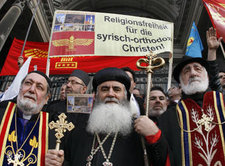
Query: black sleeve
146 134 170 166
208 60 223 92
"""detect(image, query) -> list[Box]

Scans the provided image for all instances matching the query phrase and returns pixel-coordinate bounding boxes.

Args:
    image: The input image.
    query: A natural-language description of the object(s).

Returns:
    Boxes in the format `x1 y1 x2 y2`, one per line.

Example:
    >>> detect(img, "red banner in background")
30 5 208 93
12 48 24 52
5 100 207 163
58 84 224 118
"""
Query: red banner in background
0 38 143 76
203 0 225 42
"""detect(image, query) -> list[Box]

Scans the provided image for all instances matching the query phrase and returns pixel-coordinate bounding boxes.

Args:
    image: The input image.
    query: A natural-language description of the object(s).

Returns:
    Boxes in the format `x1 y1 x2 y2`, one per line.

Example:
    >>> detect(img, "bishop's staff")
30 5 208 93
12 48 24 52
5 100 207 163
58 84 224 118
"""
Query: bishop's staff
136 52 165 166
136 52 165 116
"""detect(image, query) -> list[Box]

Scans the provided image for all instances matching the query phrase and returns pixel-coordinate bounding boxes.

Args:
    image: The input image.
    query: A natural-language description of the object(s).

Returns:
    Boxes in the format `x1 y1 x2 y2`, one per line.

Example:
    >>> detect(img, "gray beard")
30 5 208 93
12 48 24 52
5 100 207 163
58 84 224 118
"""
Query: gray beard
86 101 133 136
180 77 209 95
17 94 44 115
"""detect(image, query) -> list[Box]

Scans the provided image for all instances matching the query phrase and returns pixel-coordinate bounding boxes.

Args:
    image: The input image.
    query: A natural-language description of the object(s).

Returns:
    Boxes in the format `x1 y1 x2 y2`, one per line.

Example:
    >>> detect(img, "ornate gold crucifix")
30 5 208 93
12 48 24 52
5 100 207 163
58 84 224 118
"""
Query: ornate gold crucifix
136 52 165 116
49 113 75 150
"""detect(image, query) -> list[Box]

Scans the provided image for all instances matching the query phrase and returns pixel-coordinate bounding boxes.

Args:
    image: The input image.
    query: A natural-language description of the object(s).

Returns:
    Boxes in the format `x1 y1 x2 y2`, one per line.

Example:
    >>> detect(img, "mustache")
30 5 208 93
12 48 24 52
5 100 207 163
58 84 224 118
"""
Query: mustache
104 97 119 104
188 77 201 83
24 92 36 101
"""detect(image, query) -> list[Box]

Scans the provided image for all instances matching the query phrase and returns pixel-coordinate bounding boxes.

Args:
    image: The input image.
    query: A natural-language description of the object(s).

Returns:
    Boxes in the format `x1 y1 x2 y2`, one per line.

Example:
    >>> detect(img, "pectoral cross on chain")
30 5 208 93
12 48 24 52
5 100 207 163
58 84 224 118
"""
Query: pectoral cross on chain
49 113 75 150
197 113 213 132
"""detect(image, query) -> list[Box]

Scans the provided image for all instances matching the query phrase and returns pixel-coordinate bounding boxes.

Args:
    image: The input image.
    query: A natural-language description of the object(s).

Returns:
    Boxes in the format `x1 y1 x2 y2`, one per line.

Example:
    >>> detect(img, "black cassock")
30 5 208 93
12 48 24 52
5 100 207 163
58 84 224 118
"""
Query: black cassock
62 114 168 166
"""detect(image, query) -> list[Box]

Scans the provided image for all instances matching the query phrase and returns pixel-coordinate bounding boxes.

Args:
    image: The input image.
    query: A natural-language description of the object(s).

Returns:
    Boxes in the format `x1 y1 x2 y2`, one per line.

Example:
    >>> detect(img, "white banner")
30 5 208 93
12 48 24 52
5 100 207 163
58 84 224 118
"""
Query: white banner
49 10 174 57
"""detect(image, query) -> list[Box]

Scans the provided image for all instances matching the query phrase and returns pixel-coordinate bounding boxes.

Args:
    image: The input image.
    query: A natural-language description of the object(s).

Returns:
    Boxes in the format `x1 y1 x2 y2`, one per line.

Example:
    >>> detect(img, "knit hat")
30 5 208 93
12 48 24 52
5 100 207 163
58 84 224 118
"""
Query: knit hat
70 69 90 86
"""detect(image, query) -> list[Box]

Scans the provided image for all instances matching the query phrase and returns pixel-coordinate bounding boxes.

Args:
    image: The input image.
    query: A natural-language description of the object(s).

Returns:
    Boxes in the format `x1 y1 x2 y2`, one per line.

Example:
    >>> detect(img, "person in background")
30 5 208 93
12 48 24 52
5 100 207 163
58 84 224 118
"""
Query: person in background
121 67 145 116
219 70 225 91
133 87 143 99
167 84 181 104
59 83 67 101
144 86 168 122
18 56 24 69
46 69 90 115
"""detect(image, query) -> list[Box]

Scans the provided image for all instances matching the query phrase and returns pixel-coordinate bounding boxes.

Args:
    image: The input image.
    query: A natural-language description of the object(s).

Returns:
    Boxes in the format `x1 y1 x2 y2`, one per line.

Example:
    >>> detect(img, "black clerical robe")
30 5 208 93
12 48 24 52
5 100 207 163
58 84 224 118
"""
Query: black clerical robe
62 114 168 166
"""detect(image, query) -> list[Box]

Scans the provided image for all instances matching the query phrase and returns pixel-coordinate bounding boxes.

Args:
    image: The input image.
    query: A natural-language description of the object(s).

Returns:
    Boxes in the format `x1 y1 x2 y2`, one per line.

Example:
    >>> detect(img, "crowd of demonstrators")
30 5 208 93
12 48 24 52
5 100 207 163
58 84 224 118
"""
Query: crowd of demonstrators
0 27 224 166
0 71 53 165
45 67 168 166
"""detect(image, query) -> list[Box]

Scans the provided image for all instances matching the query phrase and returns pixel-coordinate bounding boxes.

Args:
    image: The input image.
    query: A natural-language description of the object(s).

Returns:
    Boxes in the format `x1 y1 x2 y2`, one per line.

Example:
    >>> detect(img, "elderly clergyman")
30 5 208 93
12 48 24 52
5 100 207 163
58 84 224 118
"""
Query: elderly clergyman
158 27 225 166
0 71 51 165
45 67 169 166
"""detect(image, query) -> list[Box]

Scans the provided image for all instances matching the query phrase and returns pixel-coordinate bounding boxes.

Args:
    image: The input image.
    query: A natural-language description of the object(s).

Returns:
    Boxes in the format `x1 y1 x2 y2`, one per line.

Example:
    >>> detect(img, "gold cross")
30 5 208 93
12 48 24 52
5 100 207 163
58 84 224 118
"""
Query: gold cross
197 113 213 132
49 113 75 150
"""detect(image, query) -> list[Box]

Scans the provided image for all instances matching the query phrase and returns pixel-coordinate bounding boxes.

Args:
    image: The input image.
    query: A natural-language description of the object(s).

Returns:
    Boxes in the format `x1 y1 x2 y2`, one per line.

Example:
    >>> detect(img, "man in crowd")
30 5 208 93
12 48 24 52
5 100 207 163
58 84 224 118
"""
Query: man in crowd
167 84 181 104
59 83 67 101
219 70 225 91
145 86 168 121
45 67 169 166
0 71 51 165
46 69 90 115
158 27 224 166
121 67 145 115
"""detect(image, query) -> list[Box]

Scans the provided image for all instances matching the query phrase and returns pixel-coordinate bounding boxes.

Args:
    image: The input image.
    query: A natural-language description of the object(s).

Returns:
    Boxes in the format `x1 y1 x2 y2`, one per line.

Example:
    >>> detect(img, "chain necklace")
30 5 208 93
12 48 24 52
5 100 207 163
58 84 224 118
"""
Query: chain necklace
86 132 118 166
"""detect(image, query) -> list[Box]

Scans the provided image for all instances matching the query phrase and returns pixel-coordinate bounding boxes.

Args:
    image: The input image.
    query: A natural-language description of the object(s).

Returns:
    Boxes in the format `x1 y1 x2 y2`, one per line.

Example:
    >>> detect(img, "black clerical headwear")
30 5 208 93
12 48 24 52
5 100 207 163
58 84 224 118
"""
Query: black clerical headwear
70 69 90 86
173 56 209 83
92 67 131 99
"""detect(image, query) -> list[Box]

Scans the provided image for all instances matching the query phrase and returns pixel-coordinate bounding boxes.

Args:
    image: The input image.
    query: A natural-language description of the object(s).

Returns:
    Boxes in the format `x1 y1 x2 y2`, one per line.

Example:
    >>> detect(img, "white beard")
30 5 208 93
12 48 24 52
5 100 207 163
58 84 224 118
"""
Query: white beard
86 101 133 136
17 92 45 115
180 76 209 95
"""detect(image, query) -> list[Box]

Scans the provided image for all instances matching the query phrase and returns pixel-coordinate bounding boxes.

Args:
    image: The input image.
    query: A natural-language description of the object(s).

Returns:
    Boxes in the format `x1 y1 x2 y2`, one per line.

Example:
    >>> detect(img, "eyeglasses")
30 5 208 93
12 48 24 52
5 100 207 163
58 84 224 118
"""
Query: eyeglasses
67 80 84 86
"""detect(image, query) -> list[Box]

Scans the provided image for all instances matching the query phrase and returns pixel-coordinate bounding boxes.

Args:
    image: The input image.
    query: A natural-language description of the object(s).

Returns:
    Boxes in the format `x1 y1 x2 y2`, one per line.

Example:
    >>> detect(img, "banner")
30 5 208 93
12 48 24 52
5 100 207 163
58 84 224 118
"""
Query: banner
186 22 204 58
0 38 146 76
49 10 174 57
203 0 225 42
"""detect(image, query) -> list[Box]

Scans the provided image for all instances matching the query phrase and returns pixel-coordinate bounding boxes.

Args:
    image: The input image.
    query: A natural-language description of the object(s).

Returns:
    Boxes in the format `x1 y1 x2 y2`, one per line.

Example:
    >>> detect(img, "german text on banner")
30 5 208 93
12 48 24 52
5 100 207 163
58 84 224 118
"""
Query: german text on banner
203 0 225 42
49 10 174 57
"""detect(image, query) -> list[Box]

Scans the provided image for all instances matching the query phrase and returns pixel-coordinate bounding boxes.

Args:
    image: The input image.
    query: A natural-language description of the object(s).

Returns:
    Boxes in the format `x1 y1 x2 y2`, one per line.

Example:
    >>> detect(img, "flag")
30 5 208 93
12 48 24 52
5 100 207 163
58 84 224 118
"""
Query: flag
0 38 144 76
185 22 204 58
0 56 32 101
203 0 225 42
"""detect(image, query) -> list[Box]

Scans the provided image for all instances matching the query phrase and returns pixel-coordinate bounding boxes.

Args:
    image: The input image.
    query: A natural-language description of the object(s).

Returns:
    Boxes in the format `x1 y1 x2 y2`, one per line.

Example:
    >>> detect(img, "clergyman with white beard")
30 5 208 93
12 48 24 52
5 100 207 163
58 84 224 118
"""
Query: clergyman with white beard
45 67 169 166
158 55 225 166
0 71 52 165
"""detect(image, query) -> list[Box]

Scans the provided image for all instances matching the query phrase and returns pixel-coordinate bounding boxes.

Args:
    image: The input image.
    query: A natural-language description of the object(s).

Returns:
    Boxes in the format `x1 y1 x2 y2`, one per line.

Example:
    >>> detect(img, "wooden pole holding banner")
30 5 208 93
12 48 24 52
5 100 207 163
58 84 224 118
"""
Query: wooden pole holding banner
167 53 173 90
167 23 174 90
45 8 57 76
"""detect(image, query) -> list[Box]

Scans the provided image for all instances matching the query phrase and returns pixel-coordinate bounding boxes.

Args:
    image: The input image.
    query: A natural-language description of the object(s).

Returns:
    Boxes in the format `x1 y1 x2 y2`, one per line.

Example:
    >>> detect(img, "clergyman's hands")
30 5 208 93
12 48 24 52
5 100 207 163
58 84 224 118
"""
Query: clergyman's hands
45 149 64 166
206 27 223 61
134 116 159 136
